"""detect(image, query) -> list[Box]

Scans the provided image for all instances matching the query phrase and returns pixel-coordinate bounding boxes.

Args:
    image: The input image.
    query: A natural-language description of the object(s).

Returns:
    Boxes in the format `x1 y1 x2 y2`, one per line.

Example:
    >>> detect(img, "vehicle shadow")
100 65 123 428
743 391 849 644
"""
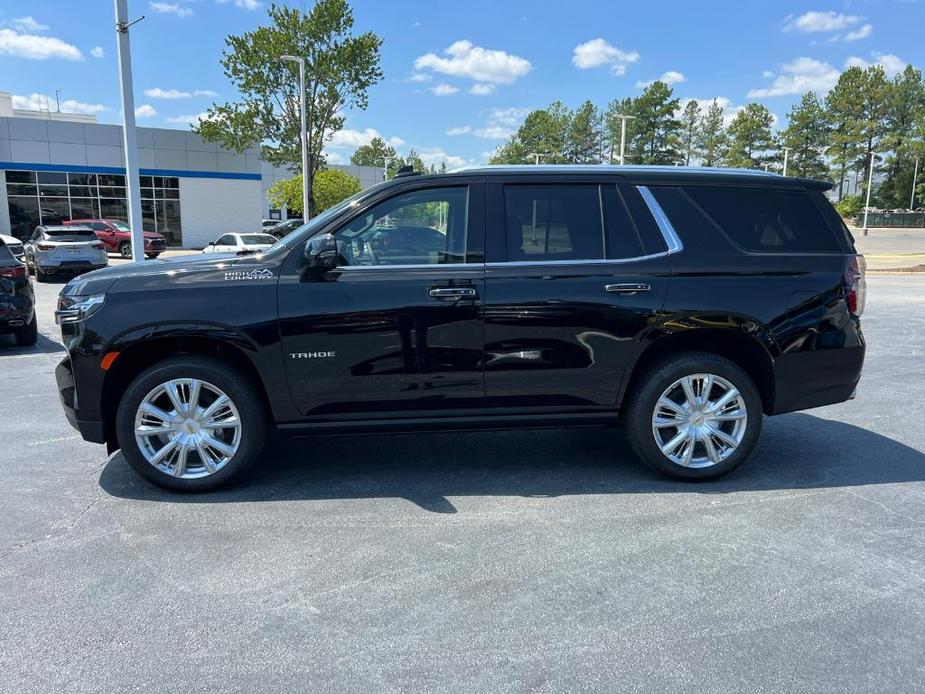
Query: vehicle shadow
99 412 925 512
0 332 66 355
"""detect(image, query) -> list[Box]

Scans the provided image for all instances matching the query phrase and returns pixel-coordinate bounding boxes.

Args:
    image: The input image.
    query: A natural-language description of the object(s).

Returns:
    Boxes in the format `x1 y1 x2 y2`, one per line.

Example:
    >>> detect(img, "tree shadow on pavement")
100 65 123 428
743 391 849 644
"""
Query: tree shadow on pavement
98 412 925 512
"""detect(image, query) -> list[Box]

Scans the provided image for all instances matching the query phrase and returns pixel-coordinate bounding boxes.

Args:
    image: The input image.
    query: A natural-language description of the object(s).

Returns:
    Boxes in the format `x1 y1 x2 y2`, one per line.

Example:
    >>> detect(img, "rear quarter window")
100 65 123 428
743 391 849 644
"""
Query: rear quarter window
682 186 842 253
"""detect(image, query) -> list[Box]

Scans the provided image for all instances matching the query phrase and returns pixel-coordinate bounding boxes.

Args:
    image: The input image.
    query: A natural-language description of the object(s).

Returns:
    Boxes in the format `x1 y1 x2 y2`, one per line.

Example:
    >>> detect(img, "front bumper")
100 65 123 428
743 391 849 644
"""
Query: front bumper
55 356 106 443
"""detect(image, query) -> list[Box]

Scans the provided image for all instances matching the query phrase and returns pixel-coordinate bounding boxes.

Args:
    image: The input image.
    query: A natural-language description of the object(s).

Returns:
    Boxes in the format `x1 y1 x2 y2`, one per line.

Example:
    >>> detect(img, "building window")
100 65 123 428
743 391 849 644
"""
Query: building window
4 168 183 245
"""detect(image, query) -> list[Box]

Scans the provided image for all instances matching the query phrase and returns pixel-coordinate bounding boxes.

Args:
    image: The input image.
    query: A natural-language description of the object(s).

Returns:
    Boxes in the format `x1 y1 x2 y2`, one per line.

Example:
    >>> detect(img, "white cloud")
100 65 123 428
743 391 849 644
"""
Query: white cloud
677 97 744 127
430 83 459 96
414 40 531 85
762 70 775 78
323 150 344 164
572 38 639 75
90 45 104 58
0 28 82 60
845 52 906 77
784 11 862 33
10 16 49 32
135 104 157 118
12 93 107 114
487 107 530 127
635 70 686 89
216 0 261 9
326 127 404 149
144 87 217 99
166 112 209 125
407 72 432 83
446 126 472 136
470 83 495 95
415 146 477 170
450 107 528 141
149 2 193 18
747 57 839 98
473 126 512 140
844 24 873 42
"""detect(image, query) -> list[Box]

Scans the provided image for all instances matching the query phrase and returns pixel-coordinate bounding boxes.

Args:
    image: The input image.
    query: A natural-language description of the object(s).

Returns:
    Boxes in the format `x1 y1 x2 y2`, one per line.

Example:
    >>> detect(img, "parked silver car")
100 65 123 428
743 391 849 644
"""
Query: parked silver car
0 233 25 261
24 225 108 282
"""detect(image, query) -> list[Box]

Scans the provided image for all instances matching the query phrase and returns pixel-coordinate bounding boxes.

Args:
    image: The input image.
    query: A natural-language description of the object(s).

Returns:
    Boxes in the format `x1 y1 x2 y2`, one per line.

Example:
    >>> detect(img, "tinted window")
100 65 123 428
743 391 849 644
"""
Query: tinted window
336 186 469 266
46 227 95 238
601 186 645 259
503 185 603 261
683 186 841 253
621 184 667 254
241 234 277 245
217 235 236 246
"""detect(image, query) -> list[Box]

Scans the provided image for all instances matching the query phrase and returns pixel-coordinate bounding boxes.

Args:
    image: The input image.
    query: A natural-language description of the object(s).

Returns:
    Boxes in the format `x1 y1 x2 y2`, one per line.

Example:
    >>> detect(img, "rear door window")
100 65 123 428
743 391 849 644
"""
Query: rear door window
503 184 603 261
683 186 841 253
45 228 97 242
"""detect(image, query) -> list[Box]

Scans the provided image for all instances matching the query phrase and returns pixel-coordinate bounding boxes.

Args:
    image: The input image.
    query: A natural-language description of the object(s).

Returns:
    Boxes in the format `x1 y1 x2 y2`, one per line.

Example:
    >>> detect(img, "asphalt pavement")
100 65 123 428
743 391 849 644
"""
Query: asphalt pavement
0 273 923 693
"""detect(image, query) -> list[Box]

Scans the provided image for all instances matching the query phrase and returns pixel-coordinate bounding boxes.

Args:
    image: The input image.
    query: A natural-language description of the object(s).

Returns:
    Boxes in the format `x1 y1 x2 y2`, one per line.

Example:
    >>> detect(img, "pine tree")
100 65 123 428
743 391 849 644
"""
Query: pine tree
826 67 867 199
877 65 925 207
679 100 701 166
724 103 776 170
626 82 682 165
489 102 572 164
603 97 635 163
697 99 727 167
567 100 602 163
779 92 830 179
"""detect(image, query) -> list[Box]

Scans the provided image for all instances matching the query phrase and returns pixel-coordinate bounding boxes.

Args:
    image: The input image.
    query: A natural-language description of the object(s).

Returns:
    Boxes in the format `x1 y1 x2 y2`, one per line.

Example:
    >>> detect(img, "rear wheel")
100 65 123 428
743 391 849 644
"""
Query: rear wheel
35 265 47 283
115 356 268 491
14 314 37 346
145 253 161 259
119 242 132 259
625 352 762 480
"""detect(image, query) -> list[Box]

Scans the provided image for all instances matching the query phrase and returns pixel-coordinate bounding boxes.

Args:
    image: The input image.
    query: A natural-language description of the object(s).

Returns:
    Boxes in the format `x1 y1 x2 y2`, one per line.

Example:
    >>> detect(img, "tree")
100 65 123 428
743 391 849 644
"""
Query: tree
724 103 776 169
697 99 727 167
855 66 891 200
603 97 634 163
679 100 701 166
490 102 572 164
625 82 681 165
567 100 602 163
826 67 867 199
195 0 382 217
268 168 360 215
877 65 925 207
779 92 829 179
350 136 397 170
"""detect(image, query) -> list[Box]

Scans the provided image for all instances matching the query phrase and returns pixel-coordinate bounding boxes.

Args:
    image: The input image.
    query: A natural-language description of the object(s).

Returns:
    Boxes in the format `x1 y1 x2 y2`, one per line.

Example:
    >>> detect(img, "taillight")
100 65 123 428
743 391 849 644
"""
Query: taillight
91 242 105 250
36 243 54 251
0 265 26 279
845 255 866 316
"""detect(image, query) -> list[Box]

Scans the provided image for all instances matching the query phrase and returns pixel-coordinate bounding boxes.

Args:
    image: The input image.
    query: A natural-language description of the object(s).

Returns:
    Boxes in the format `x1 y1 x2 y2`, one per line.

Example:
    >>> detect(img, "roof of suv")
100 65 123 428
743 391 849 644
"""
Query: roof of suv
441 165 832 190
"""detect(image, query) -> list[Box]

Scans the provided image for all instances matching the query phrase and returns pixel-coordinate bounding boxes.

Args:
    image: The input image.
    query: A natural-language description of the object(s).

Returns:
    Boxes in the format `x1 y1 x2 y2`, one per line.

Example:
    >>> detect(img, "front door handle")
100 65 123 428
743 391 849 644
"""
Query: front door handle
428 287 477 299
605 283 651 295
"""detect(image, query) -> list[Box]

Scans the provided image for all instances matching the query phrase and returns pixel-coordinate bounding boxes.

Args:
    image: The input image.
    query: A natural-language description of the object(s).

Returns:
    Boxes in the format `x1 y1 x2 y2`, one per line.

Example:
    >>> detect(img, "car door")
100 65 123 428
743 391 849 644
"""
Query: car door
213 234 236 253
482 178 672 411
278 181 486 419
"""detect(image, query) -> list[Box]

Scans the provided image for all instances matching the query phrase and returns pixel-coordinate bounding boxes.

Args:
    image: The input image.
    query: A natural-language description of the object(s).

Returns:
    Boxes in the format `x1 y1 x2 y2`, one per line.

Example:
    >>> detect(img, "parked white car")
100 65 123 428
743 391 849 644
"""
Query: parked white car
202 233 278 255
0 233 24 261
23 225 108 282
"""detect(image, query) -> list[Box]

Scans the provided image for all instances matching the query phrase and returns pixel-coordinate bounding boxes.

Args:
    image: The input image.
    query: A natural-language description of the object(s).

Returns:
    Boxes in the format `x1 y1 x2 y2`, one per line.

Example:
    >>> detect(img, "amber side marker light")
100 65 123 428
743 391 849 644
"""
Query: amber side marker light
100 352 120 371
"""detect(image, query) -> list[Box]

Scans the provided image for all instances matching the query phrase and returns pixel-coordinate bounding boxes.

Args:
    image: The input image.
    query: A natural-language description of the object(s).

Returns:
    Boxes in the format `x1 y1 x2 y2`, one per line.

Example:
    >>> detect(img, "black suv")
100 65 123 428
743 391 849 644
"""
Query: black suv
55 166 865 491
0 237 37 346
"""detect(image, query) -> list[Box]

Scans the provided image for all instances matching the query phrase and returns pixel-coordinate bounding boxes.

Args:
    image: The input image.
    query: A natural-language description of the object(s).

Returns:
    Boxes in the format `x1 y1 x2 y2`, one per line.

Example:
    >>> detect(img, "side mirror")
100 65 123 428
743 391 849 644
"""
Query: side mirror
208 241 215 246
301 233 338 281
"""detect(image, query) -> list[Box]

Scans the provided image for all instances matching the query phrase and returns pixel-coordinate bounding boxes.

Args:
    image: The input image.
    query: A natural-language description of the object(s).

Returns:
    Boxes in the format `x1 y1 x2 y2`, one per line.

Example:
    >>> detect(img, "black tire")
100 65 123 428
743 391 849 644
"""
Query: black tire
14 314 37 346
119 242 132 259
35 265 47 283
145 253 161 259
625 352 762 481
115 356 268 492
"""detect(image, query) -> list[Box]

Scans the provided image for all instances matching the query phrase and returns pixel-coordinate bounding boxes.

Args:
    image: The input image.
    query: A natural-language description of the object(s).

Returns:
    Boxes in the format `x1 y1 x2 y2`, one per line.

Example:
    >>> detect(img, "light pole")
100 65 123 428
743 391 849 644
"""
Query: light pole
528 152 548 165
613 114 635 165
114 0 145 262
281 54 310 219
781 147 792 176
862 152 876 236
911 158 919 210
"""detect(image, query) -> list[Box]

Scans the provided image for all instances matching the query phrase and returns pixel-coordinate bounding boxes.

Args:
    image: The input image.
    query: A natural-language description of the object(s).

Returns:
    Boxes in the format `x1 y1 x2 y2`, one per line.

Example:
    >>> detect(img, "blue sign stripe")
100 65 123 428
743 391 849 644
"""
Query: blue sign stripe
0 161 261 181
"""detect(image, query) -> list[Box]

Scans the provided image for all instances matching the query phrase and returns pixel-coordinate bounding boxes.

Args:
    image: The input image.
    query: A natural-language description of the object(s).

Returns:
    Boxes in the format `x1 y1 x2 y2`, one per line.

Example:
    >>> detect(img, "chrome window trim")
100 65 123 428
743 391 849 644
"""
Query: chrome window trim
486 253 668 268
637 185 683 254
335 262 480 271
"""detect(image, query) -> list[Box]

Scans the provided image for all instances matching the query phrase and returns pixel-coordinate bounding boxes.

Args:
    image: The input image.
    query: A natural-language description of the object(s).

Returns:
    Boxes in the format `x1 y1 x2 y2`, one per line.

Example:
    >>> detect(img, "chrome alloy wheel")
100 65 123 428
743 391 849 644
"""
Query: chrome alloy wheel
651 373 748 469
134 378 242 479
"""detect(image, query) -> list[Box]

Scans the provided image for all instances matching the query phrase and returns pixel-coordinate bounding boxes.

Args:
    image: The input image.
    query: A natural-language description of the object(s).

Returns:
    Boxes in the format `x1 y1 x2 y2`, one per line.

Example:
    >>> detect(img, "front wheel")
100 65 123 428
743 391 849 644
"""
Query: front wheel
115 357 268 491
119 242 132 259
625 352 762 481
145 253 161 259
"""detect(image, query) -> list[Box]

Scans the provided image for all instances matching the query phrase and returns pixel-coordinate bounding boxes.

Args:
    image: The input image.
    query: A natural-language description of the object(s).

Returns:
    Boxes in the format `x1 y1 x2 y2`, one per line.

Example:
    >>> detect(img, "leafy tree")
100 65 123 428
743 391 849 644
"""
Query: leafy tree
195 0 382 217
697 98 727 167
724 103 776 169
567 100 602 163
826 67 867 199
679 100 701 166
625 82 682 165
350 136 397 169
268 168 361 215
835 194 864 219
877 65 925 207
779 92 829 179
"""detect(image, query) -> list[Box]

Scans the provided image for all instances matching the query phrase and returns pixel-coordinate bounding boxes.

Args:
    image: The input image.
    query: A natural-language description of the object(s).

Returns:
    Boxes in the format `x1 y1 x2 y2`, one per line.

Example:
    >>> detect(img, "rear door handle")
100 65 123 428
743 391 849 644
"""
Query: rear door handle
605 283 651 295
428 287 477 299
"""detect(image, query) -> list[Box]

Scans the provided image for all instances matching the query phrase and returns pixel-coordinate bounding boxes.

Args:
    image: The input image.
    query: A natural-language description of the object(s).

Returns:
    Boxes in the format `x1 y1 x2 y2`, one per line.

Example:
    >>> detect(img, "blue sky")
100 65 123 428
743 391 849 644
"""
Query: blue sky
0 0 922 169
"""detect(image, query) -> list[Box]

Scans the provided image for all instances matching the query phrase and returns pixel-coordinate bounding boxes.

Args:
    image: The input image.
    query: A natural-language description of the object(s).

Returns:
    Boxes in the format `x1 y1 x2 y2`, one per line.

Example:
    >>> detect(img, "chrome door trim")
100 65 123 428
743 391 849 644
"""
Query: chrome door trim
637 185 684 254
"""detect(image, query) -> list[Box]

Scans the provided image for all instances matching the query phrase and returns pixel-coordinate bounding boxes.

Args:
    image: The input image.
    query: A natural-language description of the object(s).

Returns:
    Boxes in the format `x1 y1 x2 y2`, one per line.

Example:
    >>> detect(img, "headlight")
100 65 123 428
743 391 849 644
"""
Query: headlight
55 294 106 324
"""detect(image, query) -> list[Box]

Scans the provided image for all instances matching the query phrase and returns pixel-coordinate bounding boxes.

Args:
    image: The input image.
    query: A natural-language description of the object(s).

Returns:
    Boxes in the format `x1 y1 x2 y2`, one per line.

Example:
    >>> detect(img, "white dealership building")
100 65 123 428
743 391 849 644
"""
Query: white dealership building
0 92 382 248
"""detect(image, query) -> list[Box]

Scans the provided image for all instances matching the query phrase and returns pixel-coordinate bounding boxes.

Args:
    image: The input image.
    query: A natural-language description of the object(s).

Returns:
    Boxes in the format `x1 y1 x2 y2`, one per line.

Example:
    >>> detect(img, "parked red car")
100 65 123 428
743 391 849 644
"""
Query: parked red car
65 219 167 259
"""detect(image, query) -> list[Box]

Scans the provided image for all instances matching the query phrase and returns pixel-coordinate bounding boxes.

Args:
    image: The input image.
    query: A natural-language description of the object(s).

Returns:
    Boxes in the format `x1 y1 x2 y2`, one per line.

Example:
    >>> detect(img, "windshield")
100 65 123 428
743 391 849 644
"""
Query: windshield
111 221 130 231
241 234 277 245
264 180 392 253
